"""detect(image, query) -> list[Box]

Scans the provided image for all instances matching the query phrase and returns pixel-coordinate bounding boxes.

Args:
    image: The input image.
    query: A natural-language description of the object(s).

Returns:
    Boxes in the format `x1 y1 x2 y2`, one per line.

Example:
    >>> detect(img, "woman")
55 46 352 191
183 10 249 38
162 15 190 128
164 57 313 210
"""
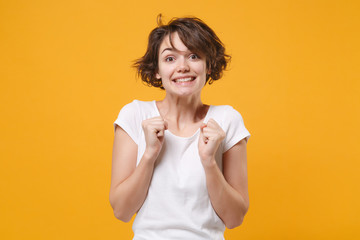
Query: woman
110 15 251 240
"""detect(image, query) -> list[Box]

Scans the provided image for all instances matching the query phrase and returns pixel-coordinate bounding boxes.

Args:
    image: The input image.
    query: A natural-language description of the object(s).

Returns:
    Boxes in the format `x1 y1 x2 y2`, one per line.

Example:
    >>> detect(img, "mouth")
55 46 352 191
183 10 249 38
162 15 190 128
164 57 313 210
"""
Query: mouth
172 76 196 83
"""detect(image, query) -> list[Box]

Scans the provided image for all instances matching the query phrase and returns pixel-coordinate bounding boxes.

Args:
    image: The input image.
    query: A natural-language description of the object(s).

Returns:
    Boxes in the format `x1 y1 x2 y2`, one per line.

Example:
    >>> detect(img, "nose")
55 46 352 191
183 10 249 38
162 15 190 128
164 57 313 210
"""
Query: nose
176 58 190 72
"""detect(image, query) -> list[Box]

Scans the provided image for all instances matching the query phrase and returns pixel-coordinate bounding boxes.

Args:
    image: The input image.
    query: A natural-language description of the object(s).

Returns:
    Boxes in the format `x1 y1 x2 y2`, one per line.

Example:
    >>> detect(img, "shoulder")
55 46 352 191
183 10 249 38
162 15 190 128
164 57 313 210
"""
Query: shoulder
210 104 240 114
131 99 154 108
113 100 156 142
121 99 149 109
117 100 140 118
208 104 250 150
119 99 154 113
117 99 159 121
208 105 244 125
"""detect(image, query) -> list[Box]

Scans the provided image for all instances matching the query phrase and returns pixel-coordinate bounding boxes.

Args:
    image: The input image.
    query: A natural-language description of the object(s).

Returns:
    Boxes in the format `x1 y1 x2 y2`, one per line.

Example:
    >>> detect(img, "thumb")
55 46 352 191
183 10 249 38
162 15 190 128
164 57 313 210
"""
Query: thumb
199 123 208 143
199 123 206 136
200 122 207 130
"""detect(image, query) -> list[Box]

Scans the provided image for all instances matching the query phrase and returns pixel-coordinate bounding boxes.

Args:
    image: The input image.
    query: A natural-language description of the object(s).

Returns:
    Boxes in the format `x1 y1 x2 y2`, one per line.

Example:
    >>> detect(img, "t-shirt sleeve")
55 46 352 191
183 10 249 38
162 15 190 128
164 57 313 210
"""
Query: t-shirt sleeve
113 100 140 144
223 106 251 152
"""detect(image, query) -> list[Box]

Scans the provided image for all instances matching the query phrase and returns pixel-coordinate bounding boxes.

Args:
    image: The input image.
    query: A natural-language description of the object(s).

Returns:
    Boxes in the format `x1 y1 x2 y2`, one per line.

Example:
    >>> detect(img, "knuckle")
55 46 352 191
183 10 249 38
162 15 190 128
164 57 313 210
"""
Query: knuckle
220 130 226 139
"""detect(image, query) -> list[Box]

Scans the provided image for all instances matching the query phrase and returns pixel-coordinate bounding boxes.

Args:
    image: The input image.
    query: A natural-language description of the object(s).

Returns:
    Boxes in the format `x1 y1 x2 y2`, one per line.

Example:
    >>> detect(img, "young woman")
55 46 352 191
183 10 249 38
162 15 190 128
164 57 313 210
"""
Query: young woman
110 15 251 239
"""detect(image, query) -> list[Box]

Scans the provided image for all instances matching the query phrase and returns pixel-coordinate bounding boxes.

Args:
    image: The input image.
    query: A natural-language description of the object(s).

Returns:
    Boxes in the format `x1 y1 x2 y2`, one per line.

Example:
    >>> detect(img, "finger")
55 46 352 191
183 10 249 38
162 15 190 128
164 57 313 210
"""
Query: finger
201 127 215 136
153 122 167 137
202 127 222 141
156 130 164 137
153 126 166 137
200 123 207 129
148 120 167 126
142 119 164 129
202 134 209 144
152 116 163 120
199 125 208 143
200 127 209 143
153 119 167 128
208 118 221 126
150 120 167 129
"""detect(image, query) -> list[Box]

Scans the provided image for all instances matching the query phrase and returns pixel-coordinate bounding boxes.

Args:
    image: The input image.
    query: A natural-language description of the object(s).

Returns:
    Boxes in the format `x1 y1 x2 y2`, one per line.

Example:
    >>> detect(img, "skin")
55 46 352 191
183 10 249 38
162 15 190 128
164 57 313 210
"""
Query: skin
109 32 249 228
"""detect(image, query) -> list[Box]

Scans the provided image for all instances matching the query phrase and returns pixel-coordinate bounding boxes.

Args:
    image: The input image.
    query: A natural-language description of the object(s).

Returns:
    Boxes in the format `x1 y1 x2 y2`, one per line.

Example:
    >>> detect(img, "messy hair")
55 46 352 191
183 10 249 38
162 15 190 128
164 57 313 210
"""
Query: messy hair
133 14 231 89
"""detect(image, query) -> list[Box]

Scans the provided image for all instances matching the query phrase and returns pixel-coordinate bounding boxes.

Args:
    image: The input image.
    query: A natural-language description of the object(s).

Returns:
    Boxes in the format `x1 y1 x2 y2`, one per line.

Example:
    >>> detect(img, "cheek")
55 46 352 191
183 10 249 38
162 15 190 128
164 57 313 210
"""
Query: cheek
158 63 173 77
194 62 207 75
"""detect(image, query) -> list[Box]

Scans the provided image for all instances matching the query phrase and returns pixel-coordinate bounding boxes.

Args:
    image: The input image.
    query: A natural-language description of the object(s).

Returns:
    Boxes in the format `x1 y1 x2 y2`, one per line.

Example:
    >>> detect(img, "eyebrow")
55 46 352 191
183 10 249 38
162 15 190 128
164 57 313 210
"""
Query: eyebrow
161 48 173 54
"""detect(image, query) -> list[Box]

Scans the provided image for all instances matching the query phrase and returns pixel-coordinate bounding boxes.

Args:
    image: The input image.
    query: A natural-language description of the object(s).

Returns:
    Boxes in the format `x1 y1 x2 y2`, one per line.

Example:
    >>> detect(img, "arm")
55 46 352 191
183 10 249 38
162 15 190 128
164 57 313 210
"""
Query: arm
109 117 167 222
204 139 249 229
199 120 249 229
109 126 155 222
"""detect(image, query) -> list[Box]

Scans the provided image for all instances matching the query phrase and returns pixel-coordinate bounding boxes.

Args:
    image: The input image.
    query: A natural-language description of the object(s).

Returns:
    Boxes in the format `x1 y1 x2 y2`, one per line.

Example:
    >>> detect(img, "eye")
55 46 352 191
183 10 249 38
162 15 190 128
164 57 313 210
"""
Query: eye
165 56 175 62
189 54 199 60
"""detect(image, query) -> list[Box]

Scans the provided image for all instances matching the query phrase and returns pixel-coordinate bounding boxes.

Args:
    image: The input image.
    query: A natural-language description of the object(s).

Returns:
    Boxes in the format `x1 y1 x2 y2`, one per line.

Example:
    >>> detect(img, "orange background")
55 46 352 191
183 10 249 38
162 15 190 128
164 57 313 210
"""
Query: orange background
1 0 359 239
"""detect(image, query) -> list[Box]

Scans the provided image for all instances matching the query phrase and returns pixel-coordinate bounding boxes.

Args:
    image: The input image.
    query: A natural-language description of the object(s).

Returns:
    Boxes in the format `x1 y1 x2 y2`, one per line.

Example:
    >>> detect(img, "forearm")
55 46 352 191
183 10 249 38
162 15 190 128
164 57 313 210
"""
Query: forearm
110 153 155 222
203 160 249 229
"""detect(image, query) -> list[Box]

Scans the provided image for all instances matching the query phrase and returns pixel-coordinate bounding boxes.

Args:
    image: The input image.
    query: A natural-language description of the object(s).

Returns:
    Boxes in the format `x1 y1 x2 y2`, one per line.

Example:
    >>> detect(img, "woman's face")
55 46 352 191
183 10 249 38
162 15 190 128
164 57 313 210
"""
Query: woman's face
156 32 208 97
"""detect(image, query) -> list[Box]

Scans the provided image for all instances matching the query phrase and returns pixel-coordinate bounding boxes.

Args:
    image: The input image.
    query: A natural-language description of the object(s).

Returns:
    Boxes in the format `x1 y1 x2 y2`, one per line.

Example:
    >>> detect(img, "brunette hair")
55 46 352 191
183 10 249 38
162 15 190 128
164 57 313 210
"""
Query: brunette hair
133 14 231 89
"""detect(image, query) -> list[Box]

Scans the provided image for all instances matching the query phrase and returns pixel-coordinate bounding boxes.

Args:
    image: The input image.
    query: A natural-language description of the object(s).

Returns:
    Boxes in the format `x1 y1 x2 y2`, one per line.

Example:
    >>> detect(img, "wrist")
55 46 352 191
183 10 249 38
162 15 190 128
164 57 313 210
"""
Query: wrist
143 149 158 164
200 156 217 169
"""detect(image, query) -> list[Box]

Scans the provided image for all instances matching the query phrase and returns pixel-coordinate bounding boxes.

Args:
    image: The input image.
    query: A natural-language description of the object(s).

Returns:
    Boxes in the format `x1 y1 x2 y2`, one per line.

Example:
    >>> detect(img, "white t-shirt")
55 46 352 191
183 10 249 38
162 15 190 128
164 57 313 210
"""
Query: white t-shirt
113 100 250 240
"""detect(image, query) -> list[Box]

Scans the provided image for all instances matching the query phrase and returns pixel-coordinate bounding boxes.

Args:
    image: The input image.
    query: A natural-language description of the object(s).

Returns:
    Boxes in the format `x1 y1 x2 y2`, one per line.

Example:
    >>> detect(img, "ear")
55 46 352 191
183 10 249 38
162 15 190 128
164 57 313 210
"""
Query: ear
156 73 161 79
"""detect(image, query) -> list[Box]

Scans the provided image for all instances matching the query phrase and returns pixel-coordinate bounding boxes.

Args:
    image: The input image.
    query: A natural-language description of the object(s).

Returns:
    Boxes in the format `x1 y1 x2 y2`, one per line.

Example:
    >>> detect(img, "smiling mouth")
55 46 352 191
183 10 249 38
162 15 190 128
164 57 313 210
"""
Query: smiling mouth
173 77 196 83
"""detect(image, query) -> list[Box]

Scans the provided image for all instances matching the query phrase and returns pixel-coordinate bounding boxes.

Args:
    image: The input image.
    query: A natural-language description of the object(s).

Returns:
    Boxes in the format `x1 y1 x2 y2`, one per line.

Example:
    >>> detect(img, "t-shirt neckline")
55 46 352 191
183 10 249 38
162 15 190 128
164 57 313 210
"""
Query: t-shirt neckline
152 100 212 140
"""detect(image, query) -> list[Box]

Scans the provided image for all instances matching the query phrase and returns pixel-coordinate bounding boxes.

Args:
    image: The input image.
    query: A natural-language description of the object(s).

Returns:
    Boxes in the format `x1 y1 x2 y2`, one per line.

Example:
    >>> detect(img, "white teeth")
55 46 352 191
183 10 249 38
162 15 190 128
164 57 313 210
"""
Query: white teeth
175 77 194 82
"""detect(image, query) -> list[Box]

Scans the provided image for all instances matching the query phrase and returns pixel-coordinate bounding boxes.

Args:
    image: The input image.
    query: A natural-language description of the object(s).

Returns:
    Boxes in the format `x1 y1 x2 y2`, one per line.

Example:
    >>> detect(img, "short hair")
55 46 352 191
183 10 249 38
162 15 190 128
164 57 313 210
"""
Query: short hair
133 14 231 89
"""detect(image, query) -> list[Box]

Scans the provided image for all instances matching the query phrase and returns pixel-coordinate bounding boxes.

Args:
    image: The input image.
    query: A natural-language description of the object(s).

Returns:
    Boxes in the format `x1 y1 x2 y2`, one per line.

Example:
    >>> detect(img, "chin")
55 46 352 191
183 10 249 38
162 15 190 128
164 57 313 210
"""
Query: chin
170 88 203 97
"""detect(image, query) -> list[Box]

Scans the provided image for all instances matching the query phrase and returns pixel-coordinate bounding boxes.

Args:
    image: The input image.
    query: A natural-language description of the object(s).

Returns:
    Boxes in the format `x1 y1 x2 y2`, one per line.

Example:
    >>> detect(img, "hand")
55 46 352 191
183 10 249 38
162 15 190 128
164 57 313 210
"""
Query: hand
142 116 168 162
198 118 226 166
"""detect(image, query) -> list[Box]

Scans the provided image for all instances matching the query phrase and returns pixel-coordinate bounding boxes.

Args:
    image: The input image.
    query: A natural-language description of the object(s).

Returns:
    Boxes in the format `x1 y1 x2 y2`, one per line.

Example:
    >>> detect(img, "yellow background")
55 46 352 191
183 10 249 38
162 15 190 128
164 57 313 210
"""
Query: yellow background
1 0 359 239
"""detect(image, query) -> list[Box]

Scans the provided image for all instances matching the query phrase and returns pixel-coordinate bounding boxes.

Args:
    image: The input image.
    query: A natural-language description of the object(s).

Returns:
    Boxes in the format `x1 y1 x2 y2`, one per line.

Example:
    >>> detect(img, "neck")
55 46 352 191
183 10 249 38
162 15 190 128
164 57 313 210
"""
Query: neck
157 93 206 123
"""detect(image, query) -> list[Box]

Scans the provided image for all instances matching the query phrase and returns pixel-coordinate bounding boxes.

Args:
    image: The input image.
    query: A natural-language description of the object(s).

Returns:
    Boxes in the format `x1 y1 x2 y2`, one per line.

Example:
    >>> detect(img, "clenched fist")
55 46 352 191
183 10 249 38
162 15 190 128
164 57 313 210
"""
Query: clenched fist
198 118 226 166
142 116 168 162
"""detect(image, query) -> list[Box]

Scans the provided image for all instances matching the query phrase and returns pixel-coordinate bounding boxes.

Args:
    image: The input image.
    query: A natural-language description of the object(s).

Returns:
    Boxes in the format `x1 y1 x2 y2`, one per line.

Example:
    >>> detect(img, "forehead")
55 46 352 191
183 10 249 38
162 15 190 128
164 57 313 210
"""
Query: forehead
159 32 189 54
